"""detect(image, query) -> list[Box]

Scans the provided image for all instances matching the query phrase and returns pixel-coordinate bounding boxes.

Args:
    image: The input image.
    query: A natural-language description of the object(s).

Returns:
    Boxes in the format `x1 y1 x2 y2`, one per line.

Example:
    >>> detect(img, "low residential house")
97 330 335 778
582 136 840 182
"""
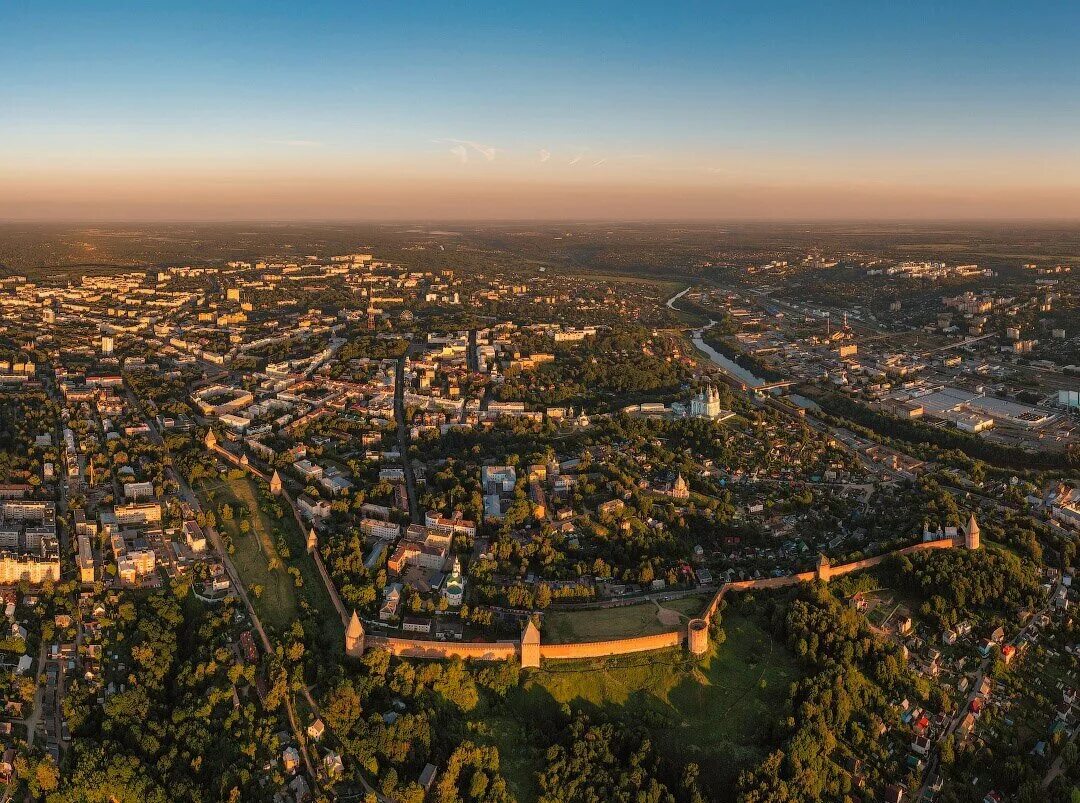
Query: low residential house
957 712 976 738
324 752 344 779
418 764 439 792
282 746 300 774
402 615 432 634
288 775 309 803
380 585 402 621
597 499 624 518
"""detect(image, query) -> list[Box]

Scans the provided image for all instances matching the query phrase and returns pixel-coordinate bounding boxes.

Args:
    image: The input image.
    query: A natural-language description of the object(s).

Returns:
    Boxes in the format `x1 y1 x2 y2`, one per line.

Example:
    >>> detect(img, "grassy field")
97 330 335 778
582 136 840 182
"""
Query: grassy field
196 475 341 643
197 476 299 632
542 594 708 643
477 610 803 801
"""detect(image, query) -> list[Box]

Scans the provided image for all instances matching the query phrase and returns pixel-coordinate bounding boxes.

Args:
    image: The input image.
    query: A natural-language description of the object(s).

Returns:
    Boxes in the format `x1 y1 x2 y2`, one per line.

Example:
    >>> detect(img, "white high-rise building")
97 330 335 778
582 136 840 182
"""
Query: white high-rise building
690 385 723 419
101 335 115 356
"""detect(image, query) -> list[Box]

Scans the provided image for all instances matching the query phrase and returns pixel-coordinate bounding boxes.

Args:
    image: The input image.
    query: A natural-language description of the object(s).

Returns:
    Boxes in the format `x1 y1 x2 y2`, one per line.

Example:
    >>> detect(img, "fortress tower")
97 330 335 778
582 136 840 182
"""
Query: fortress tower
815 553 833 583
204 429 217 450
269 470 283 495
964 513 980 550
345 611 365 658
520 618 541 669
307 527 318 554
687 618 709 657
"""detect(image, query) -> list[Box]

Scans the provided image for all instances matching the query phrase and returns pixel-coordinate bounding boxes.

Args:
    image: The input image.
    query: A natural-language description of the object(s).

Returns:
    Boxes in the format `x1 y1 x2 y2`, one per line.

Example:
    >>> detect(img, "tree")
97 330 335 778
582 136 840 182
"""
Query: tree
535 583 552 609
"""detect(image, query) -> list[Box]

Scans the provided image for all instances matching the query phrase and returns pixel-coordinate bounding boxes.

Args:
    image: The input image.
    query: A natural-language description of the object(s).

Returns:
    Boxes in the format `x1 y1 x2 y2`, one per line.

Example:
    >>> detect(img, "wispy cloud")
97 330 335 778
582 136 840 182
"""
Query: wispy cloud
592 158 607 167
568 152 586 166
267 139 323 147
538 148 551 163
435 138 497 163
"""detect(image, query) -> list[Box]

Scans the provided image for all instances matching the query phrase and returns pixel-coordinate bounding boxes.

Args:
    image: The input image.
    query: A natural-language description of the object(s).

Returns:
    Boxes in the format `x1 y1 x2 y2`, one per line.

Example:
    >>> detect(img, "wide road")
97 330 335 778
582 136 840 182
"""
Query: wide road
394 352 421 524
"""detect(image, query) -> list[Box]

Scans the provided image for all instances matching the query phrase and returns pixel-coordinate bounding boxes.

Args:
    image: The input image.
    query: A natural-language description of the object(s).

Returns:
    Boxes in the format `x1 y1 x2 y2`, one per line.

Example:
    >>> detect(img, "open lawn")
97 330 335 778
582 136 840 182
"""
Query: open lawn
542 594 708 643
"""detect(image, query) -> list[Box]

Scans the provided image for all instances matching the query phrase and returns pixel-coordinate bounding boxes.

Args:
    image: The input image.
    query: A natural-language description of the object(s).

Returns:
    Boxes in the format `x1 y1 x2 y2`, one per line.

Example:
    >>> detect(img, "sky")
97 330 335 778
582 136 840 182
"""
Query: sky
4 1 1080 221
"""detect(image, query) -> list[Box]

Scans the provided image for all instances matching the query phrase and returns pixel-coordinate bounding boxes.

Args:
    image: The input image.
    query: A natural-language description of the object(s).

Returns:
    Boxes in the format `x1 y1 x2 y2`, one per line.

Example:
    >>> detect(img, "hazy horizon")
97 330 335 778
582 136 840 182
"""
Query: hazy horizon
6 1 1080 221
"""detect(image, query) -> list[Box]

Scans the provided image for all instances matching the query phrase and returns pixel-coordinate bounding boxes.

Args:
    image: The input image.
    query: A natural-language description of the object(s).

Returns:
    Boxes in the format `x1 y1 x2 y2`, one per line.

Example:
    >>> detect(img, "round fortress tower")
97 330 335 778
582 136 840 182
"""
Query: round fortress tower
687 618 709 656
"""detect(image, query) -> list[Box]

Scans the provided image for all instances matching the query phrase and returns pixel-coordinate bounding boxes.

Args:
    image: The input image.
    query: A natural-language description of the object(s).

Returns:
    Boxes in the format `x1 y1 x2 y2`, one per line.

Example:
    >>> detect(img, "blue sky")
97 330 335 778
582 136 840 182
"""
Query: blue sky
4 1 1080 219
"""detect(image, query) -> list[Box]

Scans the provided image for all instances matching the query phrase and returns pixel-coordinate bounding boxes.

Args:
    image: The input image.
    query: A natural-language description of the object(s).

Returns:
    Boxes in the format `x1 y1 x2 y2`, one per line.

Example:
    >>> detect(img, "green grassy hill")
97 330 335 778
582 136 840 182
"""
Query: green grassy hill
468 610 803 801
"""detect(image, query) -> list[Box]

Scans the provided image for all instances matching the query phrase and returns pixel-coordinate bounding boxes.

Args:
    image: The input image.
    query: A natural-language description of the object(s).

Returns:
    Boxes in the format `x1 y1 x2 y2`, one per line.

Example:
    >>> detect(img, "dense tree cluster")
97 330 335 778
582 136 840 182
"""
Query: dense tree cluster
538 714 704 803
495 326 691 411
57 591 285 802
889 547 1043 629
738 586 916 802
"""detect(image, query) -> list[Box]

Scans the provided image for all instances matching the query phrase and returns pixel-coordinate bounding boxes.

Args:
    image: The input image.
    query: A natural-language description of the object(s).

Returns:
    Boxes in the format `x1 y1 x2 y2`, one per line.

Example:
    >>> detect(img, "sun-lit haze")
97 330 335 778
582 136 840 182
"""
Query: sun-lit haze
6 1 1080 220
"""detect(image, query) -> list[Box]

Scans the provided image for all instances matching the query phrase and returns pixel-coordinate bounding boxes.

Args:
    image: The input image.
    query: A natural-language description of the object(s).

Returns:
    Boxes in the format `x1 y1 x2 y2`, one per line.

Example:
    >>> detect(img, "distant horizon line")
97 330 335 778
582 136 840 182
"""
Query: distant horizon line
5 216 1080 227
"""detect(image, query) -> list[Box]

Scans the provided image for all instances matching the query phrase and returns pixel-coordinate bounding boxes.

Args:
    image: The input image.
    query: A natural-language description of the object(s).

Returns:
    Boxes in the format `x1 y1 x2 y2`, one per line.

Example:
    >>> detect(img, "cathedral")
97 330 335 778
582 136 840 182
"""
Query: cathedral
689 385 724 419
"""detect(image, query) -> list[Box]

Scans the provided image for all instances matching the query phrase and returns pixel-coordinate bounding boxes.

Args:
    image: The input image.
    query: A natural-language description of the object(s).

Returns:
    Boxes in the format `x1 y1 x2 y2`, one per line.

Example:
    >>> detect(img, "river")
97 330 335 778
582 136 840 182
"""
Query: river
667 286 766 388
